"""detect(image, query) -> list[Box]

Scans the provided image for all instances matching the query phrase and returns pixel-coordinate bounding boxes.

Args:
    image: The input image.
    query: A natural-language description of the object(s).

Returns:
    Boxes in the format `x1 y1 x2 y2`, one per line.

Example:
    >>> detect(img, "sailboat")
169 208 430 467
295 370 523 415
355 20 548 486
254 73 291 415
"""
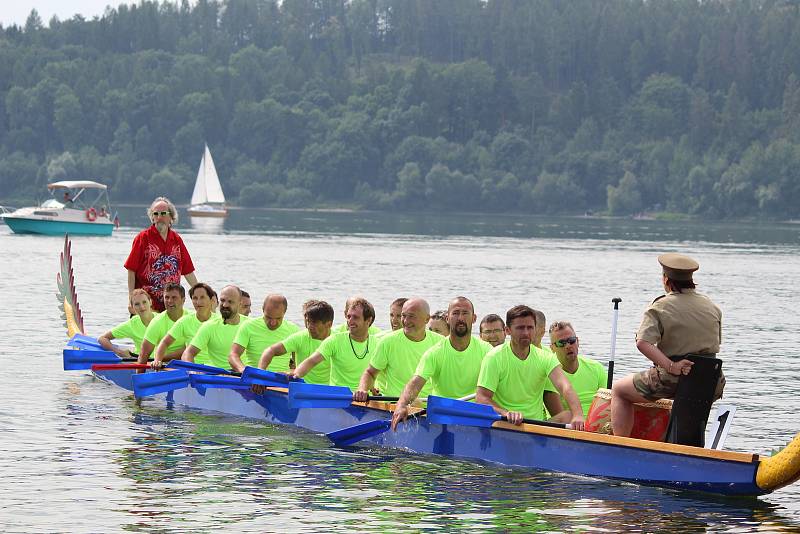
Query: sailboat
187 144 227 217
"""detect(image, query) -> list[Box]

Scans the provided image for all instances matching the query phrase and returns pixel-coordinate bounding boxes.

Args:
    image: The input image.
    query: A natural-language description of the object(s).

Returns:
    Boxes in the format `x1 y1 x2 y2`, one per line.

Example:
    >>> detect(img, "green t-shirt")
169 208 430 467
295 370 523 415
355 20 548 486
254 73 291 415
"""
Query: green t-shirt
317 331 377 390
416 335 491 399
477 342 560 419
111 314 149 353
370 329 444 397
282 329 329 385
168 312 219 348
232 318 300 370
543 355 607 416
189 315 244 370
143 309 189 353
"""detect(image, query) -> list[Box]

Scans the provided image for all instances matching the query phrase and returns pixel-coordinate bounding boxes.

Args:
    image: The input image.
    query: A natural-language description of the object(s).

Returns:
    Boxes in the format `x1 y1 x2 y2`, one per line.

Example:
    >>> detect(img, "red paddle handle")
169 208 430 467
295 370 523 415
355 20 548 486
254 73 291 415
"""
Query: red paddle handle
91 363 150 370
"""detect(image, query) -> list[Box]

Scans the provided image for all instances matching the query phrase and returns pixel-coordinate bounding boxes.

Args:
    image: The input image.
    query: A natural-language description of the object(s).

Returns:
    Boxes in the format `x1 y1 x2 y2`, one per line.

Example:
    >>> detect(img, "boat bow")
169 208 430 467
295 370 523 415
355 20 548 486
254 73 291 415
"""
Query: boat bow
756 432 800 492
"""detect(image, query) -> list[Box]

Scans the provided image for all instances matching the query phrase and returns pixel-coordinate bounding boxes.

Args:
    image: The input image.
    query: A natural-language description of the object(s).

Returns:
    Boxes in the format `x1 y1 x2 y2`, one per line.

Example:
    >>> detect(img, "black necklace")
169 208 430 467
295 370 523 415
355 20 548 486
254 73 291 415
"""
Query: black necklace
349 335 369 359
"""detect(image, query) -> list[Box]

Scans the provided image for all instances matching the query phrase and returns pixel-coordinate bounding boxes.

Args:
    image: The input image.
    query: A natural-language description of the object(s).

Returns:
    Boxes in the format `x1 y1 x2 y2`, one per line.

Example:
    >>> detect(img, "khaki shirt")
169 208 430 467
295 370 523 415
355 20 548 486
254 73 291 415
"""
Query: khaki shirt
636 289 722 357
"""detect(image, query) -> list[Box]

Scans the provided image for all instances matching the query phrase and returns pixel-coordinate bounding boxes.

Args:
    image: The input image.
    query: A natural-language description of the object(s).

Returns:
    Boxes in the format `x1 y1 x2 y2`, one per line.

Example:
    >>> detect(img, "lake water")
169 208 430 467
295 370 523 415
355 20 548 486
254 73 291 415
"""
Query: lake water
1 208 799 532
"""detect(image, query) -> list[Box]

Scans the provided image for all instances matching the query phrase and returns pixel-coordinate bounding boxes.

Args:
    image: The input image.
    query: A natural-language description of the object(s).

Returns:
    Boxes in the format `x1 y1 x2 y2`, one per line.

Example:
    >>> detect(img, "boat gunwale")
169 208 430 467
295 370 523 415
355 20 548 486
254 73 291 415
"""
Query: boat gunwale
258 386 759 464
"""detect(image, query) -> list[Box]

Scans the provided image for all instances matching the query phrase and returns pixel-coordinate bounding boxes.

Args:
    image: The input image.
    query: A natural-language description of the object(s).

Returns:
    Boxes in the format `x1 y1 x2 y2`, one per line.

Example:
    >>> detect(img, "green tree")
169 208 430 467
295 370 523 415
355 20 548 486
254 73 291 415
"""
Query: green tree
607 171 643 215
424 163 480 210
529 171 585 214
53 85 82 150
148 167 188 199
239 181 279 207
394 162 425 208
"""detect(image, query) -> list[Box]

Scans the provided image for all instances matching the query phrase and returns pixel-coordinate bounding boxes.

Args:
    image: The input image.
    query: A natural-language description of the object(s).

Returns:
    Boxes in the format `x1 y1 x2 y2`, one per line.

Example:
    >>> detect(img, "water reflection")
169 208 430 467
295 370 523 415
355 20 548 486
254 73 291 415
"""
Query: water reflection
103 401 800 532
3 212 800 532
189 216 225 234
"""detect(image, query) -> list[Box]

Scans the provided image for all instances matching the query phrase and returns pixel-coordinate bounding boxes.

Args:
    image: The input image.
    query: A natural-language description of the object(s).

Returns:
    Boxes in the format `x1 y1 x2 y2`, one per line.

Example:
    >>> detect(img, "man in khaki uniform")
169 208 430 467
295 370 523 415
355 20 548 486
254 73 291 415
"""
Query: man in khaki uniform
611 253 723 437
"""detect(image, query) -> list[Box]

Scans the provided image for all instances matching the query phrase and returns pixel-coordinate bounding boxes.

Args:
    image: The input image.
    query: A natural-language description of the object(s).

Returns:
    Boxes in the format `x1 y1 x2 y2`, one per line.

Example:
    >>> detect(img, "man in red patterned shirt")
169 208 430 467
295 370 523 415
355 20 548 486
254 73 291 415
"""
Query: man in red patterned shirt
125 197 198 312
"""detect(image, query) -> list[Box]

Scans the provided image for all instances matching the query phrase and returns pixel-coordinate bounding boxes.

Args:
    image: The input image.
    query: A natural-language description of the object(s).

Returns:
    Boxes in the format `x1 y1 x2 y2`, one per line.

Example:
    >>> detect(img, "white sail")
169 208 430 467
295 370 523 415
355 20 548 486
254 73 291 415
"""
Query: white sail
191 144 225 205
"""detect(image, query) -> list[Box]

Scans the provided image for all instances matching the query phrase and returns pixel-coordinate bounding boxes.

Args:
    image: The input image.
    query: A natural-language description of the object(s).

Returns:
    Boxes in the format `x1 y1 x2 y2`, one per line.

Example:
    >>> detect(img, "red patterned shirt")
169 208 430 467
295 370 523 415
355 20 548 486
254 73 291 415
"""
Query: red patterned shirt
124 225 195 311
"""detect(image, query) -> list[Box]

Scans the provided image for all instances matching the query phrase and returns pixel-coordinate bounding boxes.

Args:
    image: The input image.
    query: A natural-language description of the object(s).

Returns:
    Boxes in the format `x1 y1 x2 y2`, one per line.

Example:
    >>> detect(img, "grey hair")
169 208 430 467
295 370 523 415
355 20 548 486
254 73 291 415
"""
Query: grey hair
148 196 179 224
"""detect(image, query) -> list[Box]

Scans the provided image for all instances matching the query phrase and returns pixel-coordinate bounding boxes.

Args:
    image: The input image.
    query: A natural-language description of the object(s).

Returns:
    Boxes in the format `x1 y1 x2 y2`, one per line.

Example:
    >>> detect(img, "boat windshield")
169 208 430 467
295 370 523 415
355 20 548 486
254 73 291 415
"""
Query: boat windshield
41 199 65 209
49 186 111 211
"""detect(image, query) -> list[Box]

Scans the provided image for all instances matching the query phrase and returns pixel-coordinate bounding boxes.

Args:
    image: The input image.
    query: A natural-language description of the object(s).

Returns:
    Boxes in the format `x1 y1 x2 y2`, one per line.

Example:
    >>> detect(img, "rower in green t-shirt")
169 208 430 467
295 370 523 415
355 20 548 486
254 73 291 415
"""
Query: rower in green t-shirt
543 321 608 418
239 290 252 318
477 305 585 430
152 283 216 368
258 300 335 386
99 289 155 358
427 310 450 337
391 296 491 430
137 283 188 366
289 297 378 390
229 294 300 373
182 285 243 370
332 323 382 336
354 298 443 401
479 314 506 347
388 298 408 332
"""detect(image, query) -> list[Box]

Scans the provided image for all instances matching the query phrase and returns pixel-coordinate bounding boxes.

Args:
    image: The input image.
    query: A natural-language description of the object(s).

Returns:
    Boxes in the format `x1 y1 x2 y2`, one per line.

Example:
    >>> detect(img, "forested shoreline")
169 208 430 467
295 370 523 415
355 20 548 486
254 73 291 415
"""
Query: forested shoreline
1 0 800 218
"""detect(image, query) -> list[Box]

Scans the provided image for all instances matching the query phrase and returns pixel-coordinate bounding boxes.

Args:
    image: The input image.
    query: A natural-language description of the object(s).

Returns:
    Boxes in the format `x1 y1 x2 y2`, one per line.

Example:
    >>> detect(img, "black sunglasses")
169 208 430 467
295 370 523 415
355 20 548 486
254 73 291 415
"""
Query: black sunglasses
152 210 171 217
554 336 577 348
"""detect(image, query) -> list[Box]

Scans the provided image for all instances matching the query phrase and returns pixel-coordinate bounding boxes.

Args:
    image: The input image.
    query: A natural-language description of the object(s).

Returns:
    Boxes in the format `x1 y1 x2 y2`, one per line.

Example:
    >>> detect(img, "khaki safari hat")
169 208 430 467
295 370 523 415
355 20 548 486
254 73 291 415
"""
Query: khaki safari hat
658 253 699 281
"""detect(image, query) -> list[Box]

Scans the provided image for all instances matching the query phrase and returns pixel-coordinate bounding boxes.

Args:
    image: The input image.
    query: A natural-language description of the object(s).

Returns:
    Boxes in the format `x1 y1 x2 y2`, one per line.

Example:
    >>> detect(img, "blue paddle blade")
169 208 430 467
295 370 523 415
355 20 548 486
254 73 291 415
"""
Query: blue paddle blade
67 334 103 350
327 419 391 446
189 373 250 390
166 360 233 375
426 396 500 428
241 366 297 387
132 370 190 397
288 382 354 409
63 348 121 370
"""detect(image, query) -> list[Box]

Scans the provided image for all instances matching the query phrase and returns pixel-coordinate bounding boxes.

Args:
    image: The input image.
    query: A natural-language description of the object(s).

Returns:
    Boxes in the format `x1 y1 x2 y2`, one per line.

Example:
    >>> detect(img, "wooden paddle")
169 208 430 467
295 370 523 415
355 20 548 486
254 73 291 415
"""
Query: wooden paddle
241 366 299 388
189 373 251 394
132 369 190 397
426 395 569 429
68 333 103 349
63 348 136 370
326 393 477 447
288 382 399 409
132 360 239 398
167 360 237 375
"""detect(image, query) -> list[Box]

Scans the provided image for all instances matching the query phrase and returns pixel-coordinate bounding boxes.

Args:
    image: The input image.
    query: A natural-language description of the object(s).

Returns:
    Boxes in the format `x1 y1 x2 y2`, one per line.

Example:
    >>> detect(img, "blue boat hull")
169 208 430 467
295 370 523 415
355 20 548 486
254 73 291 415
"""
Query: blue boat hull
93 369 765 497
3 217 113 236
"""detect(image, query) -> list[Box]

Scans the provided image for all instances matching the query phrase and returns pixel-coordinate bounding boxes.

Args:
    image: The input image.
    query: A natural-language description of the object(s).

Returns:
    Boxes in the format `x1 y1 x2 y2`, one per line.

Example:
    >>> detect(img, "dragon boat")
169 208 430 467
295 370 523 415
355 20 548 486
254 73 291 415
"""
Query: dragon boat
57 237 800 498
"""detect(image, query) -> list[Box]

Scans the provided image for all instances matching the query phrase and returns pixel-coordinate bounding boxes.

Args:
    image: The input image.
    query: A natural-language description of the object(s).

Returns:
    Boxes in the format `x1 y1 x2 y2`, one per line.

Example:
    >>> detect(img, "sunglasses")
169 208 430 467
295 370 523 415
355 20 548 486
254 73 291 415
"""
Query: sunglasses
554 336 577 348
152 210 171 217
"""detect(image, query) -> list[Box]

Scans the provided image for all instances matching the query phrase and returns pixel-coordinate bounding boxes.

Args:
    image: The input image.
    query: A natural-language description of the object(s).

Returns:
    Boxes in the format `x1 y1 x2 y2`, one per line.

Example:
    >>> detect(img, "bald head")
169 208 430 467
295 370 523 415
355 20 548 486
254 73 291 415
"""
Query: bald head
264 294 288 311
448 296 474 314
218 285 241 320
403 298 430 316
401 298 430 341
263 293 288 330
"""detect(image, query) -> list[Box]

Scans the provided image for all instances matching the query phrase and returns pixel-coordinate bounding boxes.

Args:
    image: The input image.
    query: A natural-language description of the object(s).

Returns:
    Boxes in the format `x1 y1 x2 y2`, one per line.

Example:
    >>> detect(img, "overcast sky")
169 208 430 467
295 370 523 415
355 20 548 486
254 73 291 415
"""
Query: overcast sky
1 1 143 27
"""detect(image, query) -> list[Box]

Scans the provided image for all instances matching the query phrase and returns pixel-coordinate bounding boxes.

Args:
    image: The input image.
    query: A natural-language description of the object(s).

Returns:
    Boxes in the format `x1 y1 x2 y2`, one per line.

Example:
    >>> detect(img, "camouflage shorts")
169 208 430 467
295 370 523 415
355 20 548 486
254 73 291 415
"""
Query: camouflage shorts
633 365 725 402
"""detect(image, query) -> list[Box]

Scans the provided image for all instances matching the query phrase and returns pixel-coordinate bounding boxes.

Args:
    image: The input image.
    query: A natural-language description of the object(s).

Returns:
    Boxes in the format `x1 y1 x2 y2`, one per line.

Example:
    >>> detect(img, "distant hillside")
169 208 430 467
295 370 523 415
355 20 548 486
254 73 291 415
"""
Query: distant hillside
1 0 799 218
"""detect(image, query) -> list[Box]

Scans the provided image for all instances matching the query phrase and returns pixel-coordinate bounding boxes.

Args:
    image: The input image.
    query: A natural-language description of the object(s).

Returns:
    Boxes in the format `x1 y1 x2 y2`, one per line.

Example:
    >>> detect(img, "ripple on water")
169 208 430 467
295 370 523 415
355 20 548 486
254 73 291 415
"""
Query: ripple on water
2 221 800 532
